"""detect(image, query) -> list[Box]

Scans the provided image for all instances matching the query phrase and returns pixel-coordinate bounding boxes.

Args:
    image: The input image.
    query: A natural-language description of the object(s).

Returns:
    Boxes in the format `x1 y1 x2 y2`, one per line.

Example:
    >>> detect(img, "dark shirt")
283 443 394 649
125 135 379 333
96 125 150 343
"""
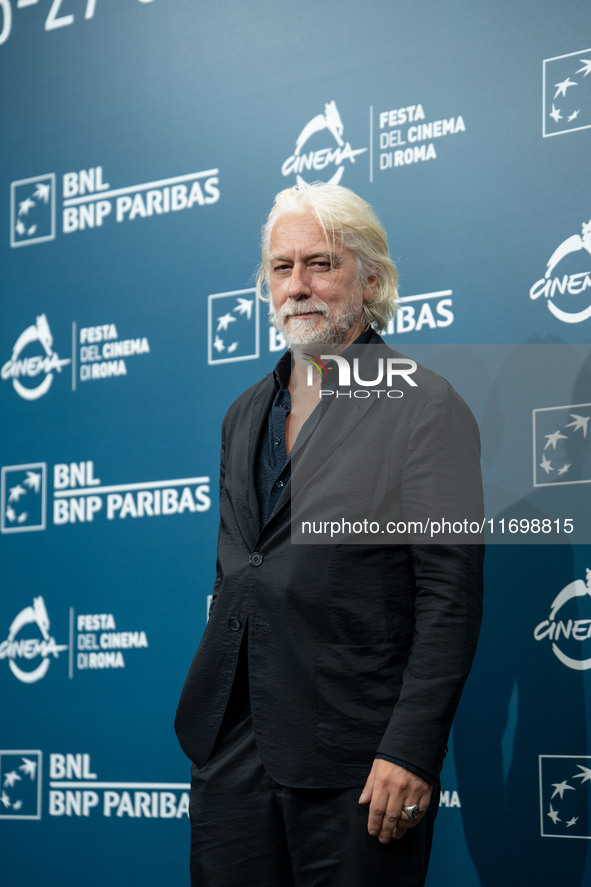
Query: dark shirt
254 349 292 528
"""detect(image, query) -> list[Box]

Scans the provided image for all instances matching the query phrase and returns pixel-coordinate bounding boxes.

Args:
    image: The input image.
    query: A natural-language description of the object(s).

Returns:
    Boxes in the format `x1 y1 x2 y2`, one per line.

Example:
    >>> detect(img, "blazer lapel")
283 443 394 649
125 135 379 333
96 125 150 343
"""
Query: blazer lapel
289 393 378 494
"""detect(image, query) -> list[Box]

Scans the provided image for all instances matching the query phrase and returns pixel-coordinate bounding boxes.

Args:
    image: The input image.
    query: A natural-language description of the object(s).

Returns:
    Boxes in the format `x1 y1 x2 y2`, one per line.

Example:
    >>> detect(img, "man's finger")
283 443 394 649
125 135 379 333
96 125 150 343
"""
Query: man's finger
367 787 393 837
358 771 374 805
376 792 406 843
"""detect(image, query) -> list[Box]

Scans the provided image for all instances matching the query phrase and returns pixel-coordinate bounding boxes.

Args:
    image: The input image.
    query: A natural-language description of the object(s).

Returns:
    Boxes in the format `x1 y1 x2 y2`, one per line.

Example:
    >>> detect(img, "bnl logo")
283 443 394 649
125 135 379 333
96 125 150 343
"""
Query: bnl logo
540 755 591 838
533 404 590 487
543 49 591 137
0 464 47 533
10 175 56 247
0 751 42 819
208 289 259 364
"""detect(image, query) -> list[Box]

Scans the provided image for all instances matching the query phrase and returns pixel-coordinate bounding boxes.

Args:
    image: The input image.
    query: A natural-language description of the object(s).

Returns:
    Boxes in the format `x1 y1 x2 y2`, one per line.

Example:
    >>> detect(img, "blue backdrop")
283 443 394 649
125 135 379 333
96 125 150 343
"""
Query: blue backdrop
1 1 590 884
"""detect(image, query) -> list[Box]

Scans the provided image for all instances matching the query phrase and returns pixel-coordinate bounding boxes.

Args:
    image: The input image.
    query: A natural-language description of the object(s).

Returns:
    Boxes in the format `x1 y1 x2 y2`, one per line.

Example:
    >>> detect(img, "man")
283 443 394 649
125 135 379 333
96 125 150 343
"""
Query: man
175 182 483 886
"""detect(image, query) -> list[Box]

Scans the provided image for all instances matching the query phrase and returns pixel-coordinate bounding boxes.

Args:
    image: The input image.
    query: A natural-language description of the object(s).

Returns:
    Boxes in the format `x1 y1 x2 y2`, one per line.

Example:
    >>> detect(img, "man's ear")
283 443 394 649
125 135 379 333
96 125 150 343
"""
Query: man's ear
363 275 378 302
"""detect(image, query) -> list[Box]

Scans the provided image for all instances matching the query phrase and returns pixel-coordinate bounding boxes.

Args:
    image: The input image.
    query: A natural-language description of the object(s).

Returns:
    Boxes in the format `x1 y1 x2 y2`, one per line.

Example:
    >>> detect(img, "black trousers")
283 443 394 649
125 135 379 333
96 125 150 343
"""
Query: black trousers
189 666 439 887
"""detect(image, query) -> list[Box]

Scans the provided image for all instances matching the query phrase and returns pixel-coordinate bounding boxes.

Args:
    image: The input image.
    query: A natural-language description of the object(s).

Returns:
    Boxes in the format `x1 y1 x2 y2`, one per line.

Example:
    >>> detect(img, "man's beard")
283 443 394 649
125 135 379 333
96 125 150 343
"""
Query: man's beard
270 297 363 347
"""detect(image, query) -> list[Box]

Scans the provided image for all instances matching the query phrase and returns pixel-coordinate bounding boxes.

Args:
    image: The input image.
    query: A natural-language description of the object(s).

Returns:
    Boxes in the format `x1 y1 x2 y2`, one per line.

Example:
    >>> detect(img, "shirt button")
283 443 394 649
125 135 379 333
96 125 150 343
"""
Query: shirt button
274 437 281 447
275 480 284 489
228 617 241 631
249 552 263 566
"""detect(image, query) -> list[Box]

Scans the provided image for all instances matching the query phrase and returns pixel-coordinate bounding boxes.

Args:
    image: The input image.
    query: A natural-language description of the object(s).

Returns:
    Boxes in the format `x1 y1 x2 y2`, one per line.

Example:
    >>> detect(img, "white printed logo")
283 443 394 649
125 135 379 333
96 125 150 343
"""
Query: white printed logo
10 166 220 246
1 461 210 532
1 463 47 533
375 104 465 174
0 751 42 820
208 289 259 364
543 49 591 137
539 755 591 838
10 175 56 247
281 101 366 185
2 317 153 398
533 403 590 486
384 291 454 335
50 460 211 525
533 569 591 670
62 166 219 233
530 220 591 324
1 315 70 400
304 351 417 400
47 753 189 820
0 597 68 684
76 322 150 386
75 612 149 673
0 751 189 820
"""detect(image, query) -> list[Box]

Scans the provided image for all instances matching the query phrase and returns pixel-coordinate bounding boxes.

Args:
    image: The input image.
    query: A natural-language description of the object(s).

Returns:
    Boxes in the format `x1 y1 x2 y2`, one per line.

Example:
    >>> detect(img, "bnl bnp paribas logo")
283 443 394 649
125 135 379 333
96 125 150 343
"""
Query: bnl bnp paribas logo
543 48 591 137
281 101 366 185
10 165 220 247
1 460 211 534
0 752 188 821
206 286 455 365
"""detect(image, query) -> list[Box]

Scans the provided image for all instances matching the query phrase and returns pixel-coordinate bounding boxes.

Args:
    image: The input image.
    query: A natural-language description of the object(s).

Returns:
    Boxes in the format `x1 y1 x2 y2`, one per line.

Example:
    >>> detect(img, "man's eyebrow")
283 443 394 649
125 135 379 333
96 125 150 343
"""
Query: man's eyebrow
270 250 338 263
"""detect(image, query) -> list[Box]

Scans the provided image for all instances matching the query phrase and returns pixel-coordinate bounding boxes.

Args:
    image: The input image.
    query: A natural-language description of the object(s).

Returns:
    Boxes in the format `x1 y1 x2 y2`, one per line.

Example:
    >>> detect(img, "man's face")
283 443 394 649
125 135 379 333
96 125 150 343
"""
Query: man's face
268 213 377 347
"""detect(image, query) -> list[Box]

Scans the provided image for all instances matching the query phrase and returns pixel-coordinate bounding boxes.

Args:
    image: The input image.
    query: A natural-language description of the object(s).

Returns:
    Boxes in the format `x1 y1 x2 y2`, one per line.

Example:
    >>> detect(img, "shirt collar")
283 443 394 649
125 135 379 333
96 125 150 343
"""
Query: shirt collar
273 349 293 392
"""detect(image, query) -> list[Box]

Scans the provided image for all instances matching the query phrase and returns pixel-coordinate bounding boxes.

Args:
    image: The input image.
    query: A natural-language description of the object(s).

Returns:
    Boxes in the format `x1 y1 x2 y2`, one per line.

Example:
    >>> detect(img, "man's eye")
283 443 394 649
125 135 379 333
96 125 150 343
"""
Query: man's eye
311 261 331 270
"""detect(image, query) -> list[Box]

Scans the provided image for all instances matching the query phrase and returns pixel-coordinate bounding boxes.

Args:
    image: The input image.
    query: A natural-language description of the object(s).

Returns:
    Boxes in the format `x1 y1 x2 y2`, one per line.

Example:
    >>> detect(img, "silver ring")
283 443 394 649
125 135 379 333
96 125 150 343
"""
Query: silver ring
402 804 420 821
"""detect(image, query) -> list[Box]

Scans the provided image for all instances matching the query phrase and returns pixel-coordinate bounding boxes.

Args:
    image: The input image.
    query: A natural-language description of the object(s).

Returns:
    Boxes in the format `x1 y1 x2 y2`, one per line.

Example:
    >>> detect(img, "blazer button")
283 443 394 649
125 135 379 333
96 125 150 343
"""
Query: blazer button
228 617 241 631
249 552 263 566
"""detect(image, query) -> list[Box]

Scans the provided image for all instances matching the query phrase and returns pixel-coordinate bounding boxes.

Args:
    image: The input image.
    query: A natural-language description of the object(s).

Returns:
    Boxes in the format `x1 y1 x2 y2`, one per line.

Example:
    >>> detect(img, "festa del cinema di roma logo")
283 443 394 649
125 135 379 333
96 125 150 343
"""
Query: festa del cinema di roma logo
281 101 366 185
534 568 591 670
530 218 591 324
0 594 152 683
1 315 152 400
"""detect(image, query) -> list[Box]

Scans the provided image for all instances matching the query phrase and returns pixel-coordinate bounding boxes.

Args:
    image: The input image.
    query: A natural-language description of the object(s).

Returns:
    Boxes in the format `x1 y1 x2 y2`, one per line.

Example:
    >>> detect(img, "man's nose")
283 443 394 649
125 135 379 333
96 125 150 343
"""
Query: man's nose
287 264 311 299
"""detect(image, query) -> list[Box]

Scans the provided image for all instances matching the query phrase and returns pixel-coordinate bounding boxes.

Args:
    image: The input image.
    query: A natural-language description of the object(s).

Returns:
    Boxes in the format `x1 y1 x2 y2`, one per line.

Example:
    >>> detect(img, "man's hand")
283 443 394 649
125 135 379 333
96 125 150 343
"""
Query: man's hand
358 759 433 843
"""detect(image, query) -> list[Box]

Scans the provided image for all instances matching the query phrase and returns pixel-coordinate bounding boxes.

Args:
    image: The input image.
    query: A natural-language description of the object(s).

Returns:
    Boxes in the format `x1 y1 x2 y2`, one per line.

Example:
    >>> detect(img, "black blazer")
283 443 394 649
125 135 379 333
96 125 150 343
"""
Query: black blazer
175 332 484 788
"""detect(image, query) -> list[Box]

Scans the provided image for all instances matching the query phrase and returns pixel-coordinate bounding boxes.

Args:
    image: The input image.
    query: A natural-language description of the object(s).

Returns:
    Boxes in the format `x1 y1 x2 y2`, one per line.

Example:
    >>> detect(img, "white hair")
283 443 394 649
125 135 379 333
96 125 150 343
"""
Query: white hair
256 182 398 332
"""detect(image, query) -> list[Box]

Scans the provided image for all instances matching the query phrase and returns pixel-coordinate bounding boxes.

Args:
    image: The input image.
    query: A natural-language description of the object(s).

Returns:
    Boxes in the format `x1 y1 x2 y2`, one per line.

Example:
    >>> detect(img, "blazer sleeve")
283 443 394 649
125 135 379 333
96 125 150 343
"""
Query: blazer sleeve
208 421 227 616
376 384 484 777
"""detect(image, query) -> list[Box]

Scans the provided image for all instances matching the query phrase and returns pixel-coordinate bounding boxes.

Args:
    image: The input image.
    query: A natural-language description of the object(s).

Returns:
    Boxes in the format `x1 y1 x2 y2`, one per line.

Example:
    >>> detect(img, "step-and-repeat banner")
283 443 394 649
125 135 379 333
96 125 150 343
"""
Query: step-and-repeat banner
1 1 590 884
